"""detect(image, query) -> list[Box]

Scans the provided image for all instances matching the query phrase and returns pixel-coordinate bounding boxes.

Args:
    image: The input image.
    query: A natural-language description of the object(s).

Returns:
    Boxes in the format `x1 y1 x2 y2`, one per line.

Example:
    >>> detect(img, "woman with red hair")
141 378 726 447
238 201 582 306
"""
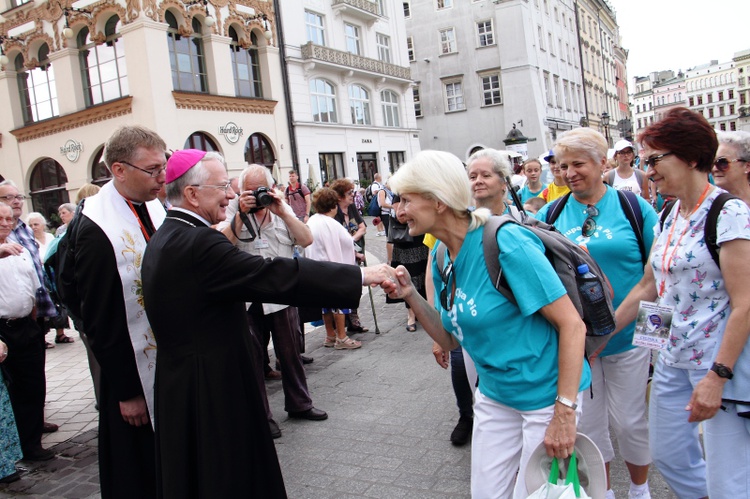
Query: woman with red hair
616 108 750 498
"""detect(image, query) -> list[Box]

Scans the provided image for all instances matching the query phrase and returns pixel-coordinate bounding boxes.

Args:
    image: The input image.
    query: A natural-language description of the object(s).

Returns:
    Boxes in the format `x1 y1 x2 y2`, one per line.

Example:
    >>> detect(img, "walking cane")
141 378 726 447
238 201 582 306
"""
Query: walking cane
360 248 381 334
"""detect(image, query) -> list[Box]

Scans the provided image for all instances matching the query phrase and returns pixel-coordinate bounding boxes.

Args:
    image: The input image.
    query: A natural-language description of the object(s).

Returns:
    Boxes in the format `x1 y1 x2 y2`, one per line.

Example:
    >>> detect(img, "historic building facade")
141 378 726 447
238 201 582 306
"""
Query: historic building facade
1 0 292 224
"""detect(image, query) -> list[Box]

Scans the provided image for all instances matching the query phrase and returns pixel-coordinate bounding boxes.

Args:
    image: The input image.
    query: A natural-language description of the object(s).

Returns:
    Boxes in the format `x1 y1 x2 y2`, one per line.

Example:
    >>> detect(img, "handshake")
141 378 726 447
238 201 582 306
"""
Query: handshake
362 264 411 300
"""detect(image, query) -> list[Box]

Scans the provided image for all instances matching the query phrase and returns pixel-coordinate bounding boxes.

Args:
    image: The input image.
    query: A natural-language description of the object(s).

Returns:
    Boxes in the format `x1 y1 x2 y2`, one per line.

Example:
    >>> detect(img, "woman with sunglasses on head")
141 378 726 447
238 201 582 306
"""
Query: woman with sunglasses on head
535 128 658 499
614 108 750 499
386 150 590 499
713 131 750 206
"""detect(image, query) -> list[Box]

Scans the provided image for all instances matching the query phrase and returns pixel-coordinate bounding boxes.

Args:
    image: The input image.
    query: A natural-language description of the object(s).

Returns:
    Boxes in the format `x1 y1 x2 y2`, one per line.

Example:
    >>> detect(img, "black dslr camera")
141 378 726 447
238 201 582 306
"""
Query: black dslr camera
252 186 274 209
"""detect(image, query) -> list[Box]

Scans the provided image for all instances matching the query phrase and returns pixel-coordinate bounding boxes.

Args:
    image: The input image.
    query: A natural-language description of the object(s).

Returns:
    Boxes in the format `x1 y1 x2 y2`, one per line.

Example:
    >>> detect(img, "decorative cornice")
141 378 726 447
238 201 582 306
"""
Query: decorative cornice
10 96 133 142
172 91 277 114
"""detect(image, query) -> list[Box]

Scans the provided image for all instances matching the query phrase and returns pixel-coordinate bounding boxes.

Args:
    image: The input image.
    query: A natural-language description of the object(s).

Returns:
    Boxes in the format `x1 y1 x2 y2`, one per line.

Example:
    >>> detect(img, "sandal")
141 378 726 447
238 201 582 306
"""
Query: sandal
323 336 336 348
406 323 417 332
334 336 362 350
45 341 55 349
55 335 75 344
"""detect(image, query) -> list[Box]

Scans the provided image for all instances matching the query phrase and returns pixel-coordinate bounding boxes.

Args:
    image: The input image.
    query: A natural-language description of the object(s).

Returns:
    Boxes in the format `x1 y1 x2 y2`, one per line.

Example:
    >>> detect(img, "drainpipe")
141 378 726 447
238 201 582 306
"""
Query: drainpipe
273 0 300 169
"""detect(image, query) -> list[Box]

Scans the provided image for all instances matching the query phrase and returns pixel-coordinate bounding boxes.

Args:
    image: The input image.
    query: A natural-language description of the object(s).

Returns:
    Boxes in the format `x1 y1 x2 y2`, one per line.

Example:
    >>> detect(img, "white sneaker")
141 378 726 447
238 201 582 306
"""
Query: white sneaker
628 489 651 499
605 490 616 499
377 231 386 236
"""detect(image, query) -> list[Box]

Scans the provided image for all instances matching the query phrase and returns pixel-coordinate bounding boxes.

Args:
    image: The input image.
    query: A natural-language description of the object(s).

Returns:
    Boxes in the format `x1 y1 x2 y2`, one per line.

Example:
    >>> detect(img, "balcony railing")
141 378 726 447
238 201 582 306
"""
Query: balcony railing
331 0 381 21
301 42 411 81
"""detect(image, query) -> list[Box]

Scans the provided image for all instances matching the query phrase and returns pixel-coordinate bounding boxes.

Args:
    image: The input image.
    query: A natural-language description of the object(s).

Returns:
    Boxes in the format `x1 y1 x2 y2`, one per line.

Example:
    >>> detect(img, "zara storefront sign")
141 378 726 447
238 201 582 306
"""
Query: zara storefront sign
60 140 84 162
219 122 244 144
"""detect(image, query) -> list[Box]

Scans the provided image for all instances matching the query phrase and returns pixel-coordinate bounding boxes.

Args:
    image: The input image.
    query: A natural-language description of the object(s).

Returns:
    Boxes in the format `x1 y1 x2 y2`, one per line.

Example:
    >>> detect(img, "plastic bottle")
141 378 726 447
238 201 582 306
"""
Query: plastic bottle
577 263 616 336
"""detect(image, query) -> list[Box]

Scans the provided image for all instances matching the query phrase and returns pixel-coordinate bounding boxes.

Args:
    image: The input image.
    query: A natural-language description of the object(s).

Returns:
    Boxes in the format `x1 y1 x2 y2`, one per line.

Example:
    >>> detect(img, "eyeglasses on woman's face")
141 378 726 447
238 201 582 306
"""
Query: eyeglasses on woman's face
713 157 749 172
643 152 674 168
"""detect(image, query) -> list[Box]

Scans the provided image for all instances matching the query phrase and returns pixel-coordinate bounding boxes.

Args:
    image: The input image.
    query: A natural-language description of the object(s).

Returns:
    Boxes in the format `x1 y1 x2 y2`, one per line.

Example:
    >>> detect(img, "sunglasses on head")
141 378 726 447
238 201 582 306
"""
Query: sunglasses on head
582 204 599 237
713 157 749 172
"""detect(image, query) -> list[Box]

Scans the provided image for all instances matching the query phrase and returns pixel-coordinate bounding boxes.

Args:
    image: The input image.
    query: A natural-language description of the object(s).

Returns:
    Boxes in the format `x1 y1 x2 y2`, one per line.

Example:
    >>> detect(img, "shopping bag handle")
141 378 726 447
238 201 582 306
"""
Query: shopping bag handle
547 451 581 497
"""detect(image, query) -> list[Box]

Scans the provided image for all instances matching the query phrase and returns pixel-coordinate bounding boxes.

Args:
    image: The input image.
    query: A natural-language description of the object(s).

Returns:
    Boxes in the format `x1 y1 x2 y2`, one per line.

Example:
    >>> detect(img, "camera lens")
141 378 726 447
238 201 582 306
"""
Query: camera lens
255 187 274 207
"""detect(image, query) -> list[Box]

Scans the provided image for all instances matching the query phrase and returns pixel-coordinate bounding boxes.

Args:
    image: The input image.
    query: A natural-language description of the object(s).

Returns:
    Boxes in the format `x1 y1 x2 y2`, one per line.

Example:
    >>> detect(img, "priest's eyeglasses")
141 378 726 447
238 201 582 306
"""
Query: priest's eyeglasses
121 160 167 178
190 182 233 193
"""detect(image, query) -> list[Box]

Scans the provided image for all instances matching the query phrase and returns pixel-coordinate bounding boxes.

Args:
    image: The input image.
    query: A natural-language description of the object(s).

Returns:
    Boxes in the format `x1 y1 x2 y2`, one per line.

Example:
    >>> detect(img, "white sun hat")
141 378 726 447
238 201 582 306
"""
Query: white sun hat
525 433 607 499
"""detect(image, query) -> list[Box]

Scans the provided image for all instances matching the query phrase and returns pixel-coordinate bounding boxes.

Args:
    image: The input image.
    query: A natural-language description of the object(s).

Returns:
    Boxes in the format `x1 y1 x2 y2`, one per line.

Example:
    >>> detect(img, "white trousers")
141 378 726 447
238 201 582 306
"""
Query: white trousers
471 389 583 499
578 347 651 465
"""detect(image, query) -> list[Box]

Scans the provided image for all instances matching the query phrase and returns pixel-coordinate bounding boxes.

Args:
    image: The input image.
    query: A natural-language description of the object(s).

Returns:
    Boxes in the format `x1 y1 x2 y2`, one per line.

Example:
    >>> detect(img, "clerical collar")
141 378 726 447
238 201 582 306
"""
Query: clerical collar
170 207 211 227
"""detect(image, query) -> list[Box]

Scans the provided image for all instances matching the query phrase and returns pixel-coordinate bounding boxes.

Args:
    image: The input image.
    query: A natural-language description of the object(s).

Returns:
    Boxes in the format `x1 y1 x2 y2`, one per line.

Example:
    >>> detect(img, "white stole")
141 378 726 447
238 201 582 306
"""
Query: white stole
82 181 165 427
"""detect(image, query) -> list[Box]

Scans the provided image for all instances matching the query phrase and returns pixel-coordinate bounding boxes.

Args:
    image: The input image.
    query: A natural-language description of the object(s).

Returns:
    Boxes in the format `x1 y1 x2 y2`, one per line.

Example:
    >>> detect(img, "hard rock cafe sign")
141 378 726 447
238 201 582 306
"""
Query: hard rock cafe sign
60 140 83 162
219 122 244 144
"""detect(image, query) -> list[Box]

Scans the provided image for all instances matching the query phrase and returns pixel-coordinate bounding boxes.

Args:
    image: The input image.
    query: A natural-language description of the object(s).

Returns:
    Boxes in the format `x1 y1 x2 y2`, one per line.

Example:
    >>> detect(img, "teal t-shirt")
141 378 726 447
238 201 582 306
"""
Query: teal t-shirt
536 187 658 357
432 224 591 411
519 183 548 203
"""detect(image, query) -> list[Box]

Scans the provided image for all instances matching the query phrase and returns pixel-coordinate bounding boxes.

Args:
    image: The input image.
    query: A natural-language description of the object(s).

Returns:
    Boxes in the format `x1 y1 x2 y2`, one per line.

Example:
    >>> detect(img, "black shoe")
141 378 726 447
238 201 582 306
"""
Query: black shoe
269 419 281 439
288 407 328 421
346 325 369 333
42 421 59 433
300 355 314 365
450 416 473 446
0 471 20 484
22 447 55 461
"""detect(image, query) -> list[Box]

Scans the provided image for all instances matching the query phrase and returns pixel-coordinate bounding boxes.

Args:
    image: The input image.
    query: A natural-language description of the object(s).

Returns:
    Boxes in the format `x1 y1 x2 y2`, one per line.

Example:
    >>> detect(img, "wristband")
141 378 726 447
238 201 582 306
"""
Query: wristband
555 395 577 410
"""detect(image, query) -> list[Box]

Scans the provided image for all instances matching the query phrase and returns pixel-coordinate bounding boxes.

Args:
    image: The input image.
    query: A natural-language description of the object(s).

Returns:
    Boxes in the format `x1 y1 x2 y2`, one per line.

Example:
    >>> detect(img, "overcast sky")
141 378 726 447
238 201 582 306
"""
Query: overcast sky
607 0 750 80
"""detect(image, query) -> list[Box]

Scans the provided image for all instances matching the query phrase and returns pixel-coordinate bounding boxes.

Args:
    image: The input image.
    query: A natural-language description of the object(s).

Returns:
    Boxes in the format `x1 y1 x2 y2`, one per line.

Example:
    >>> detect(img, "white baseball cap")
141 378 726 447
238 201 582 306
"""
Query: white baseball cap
614 139 635 154
525 433 607 499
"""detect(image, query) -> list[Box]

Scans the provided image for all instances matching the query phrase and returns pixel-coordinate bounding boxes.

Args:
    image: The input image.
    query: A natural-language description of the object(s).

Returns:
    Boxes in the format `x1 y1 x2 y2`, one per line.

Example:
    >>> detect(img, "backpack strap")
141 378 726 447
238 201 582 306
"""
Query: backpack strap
616 190 647 266
544 192 572 225
481 215 518 304
605 170 616 186
705 192 738 269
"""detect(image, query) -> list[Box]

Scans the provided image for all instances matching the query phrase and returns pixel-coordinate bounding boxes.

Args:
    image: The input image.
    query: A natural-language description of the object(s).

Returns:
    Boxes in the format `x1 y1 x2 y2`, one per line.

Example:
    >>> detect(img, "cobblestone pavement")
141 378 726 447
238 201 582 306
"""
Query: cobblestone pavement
0 220 676 498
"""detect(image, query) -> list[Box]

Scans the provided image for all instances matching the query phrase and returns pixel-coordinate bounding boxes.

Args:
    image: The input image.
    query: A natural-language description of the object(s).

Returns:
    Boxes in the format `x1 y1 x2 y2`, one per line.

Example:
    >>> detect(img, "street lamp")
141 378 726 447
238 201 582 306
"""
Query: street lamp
600 112 611 147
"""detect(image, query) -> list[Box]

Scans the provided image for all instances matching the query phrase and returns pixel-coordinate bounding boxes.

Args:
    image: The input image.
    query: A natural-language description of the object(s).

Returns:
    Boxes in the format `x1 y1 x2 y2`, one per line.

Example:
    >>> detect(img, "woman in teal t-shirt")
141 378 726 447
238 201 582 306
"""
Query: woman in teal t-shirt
387 150 591 499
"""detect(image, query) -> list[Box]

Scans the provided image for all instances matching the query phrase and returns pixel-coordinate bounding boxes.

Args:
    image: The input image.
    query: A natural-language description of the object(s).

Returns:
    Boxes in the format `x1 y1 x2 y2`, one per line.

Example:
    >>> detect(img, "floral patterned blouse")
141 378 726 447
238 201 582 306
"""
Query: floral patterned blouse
652 187 750 369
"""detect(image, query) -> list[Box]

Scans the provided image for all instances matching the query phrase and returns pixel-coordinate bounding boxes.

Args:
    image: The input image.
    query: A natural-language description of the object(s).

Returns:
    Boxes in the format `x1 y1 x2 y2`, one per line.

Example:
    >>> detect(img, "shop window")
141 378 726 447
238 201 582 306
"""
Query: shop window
184 132 219 152
29 159 70 226
244 133 275 168
91 147 112 186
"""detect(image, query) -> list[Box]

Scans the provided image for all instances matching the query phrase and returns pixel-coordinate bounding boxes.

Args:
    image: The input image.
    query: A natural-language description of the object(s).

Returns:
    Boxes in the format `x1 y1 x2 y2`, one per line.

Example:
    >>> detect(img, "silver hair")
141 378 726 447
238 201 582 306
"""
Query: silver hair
717 131 750 161
59 203 75 213
553 127 608 165
0 180 19 189
389 150 491 230
239 164 274 193
26 211 47 225
166 151 225 206
467 148 513 180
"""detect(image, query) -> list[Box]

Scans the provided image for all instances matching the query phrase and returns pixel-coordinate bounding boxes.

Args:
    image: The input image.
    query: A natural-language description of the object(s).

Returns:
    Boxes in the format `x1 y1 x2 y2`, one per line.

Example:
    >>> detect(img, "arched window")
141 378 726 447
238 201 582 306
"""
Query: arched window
310 78 337 123
244 133 275 168
29 159 70 225
229 27 262 98
349 84 371 125
16 45 59 124
78 16 129 107
167 11 208 93
184 131 219 151
91 147 112 186
381 90 400 127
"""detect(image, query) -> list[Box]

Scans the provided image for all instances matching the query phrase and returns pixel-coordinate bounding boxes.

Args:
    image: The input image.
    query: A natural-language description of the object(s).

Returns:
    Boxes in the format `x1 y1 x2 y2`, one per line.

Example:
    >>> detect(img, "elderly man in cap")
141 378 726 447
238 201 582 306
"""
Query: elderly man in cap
0 202 55 463
73 125 168 498
538 150 570 203
142 150 394 498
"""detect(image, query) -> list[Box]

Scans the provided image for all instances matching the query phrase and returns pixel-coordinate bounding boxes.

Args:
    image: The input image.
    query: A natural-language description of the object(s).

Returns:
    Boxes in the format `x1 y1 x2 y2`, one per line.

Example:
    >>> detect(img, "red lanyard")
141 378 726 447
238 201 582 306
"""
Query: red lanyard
658 184 711 297
126 200 151 243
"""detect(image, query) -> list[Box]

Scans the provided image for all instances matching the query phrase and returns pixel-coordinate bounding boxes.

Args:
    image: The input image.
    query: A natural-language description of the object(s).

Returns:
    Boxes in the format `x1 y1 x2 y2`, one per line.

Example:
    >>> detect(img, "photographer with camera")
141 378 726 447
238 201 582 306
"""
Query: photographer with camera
219 164 327 438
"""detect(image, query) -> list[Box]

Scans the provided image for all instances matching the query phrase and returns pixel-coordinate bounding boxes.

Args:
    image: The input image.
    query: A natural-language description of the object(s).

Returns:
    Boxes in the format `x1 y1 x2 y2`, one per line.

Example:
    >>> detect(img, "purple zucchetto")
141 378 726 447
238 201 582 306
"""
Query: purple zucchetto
165 149 207 184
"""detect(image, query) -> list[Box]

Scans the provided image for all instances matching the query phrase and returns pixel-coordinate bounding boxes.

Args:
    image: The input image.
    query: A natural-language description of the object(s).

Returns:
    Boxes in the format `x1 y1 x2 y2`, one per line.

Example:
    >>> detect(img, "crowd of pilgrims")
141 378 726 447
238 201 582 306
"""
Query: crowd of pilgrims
1 108 749 499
